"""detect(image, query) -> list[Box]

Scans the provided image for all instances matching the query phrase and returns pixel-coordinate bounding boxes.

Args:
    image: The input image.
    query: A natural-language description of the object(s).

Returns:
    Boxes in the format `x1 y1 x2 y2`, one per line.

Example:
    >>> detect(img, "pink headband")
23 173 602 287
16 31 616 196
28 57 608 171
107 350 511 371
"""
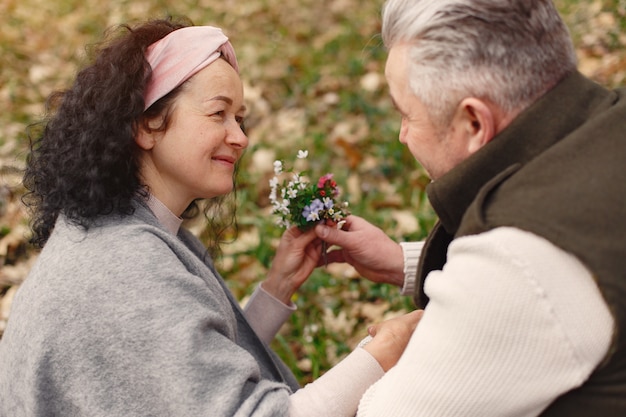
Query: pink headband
143 26 239 110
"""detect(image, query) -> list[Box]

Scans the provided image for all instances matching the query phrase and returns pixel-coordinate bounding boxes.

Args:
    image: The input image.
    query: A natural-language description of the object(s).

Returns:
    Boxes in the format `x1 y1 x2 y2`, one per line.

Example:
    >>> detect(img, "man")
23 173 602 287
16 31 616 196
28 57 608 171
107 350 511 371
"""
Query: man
316 0 626 415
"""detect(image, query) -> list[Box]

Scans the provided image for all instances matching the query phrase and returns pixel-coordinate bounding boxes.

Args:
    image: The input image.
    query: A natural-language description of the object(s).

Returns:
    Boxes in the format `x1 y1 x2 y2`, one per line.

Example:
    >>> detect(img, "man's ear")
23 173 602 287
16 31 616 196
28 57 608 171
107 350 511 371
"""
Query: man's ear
456 97 498 155
134 123 157 151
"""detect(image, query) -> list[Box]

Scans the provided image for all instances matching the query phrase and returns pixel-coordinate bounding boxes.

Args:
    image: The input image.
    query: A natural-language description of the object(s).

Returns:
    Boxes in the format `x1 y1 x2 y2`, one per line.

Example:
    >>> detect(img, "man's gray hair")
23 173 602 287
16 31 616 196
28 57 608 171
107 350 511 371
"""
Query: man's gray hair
382 0 577 127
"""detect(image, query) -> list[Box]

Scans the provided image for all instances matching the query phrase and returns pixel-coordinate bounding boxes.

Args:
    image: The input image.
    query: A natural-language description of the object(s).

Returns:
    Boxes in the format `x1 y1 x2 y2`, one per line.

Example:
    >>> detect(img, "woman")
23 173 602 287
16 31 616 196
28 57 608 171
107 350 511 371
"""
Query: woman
0 18 421 416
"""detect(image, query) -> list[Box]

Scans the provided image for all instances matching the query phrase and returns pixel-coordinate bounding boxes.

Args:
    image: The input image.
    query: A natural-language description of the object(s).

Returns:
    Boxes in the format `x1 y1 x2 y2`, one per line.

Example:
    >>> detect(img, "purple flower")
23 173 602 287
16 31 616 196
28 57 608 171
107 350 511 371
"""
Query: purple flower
302 198 324 222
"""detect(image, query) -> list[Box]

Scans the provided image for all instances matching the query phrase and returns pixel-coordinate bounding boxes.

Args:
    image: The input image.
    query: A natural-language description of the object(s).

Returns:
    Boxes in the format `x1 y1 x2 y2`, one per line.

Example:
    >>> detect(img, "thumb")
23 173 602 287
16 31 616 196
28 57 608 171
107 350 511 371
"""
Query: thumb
315 223 345 246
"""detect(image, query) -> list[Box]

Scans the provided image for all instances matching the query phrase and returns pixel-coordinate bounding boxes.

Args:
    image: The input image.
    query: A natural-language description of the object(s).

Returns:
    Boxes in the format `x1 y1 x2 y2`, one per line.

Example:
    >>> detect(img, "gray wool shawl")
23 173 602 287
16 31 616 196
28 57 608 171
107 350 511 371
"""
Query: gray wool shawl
0 201 299 416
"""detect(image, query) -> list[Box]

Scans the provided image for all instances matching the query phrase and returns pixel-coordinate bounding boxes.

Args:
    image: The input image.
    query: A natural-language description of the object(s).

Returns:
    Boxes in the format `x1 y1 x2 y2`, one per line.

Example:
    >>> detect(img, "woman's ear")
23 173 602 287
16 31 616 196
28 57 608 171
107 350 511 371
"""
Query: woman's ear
134 123 156 151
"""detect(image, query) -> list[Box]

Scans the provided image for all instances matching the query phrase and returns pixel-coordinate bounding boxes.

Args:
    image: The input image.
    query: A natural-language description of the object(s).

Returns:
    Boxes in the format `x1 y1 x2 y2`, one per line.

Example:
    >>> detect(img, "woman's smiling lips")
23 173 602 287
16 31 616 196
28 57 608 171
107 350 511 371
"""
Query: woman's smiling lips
212 154 237 167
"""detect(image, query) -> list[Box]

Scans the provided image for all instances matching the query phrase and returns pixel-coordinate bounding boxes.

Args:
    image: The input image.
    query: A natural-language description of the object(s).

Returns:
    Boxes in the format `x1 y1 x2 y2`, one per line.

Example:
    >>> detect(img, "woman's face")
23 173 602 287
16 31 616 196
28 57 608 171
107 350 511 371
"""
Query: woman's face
136 58 248 215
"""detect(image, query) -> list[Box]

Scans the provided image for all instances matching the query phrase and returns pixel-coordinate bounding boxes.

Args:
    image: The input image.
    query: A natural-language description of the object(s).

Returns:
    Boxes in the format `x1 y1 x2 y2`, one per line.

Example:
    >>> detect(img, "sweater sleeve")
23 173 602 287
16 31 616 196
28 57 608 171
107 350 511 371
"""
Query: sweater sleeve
357 227 614 417
290 347 384 417
244 284 296 344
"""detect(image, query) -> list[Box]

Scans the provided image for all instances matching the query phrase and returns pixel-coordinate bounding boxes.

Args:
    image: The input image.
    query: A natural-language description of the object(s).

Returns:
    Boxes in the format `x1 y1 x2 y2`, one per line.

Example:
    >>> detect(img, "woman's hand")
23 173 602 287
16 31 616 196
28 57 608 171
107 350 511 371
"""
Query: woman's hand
262 226 323 305
362 310 424 371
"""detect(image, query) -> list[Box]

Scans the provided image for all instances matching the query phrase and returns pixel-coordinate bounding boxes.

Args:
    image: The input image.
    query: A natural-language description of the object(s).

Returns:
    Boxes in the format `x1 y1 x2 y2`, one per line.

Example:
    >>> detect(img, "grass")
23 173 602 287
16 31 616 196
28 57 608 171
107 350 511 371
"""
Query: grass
1 0 625 385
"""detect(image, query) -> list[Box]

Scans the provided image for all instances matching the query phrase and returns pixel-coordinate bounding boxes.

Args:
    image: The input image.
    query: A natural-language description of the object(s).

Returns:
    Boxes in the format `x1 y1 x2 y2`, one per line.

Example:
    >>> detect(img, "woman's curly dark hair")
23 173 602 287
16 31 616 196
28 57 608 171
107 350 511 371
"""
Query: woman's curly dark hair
23 17 238 256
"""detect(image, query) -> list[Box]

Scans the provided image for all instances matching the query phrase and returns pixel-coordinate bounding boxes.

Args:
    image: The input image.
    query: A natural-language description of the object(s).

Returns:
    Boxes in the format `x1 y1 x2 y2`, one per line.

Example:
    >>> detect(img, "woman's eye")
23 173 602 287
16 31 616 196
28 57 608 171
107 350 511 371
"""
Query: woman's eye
235 115 246 132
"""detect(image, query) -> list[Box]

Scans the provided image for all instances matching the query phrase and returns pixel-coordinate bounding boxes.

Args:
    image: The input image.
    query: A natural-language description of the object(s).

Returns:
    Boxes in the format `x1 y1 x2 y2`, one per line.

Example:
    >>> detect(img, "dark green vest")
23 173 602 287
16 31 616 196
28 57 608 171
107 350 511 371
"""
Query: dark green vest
415 71 626 414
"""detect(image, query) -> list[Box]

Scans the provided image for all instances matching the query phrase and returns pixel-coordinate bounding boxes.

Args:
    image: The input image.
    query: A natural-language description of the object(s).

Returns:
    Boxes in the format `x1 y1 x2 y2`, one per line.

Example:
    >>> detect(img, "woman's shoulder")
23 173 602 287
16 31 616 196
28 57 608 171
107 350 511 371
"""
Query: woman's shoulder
28 207 219 305
39 209 186 275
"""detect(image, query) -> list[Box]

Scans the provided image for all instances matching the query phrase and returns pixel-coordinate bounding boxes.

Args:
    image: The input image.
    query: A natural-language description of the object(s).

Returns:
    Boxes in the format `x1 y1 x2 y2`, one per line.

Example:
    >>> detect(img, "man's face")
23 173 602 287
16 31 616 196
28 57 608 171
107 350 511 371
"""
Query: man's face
385 44 470 180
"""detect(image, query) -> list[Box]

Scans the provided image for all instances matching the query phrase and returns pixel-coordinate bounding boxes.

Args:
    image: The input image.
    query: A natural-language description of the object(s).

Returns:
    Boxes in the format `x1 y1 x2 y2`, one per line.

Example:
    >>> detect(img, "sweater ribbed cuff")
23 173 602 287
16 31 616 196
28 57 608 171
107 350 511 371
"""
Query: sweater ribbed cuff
399 241 425 296
243 284 296 344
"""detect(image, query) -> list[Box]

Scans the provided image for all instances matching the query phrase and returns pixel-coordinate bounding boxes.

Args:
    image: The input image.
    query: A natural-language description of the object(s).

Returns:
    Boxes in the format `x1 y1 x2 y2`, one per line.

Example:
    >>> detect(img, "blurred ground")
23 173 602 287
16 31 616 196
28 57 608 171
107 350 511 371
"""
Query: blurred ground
1 0 625 383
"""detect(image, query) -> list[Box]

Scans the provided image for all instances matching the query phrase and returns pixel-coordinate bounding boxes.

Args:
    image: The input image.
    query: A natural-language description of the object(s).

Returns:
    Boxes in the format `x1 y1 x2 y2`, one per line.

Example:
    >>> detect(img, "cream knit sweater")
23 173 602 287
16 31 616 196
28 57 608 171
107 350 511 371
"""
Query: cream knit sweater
357 227 613 416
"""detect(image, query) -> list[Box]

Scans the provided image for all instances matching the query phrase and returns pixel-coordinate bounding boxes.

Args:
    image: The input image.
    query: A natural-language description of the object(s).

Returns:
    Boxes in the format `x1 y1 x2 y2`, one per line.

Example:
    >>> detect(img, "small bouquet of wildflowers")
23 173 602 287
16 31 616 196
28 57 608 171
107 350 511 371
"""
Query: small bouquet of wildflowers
269 150 349 231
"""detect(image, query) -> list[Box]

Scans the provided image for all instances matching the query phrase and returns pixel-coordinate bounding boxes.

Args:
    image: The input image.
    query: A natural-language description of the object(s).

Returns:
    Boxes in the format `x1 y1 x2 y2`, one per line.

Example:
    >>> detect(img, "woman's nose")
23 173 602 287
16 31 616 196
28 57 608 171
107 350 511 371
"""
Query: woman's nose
226 120 249 149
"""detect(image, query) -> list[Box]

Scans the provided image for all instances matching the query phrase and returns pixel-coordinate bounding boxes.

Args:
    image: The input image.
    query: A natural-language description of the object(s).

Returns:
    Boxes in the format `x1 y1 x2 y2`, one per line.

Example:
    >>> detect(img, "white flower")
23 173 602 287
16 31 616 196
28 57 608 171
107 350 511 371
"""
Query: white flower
273 160 283 175
276 218 291 228
307 211 320 221
268 150 347 230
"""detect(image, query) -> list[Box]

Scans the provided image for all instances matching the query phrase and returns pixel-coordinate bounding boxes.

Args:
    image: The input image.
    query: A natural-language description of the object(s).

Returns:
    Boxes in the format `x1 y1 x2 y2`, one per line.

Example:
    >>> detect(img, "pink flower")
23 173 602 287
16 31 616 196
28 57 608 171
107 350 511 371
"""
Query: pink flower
317 173 334 189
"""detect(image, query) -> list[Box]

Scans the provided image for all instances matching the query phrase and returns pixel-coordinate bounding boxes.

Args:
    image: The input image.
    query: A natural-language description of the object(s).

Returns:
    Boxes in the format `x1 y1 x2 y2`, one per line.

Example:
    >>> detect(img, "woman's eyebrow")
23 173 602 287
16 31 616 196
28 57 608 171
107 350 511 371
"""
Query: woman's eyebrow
210 95 233 105
209 95 247 113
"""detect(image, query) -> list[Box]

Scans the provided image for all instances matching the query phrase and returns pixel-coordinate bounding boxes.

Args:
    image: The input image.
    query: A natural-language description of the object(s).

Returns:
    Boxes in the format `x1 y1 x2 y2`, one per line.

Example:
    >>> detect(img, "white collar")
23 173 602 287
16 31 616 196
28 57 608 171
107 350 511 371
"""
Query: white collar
145 194 183 235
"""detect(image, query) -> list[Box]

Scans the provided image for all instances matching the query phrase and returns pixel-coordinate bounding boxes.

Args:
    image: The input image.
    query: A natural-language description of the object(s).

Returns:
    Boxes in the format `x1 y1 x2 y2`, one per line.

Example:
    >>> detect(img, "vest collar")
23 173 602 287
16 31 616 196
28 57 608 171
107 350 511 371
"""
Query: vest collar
426 71 610 235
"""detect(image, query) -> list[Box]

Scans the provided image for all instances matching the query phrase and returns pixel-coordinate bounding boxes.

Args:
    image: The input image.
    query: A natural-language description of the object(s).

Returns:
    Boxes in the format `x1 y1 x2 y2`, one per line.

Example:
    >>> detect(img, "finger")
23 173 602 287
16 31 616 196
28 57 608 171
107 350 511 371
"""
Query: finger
370 309 423 336
285 226 319 249
401 309 424 332
315 223 353 248
306 240 324 263
322 248 347 264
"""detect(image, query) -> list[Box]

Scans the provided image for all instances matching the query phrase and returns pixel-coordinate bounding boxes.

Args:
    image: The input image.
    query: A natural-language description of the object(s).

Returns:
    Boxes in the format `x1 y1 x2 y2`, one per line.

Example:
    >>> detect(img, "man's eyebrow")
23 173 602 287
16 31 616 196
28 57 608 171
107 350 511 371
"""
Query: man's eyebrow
389 95 405 115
